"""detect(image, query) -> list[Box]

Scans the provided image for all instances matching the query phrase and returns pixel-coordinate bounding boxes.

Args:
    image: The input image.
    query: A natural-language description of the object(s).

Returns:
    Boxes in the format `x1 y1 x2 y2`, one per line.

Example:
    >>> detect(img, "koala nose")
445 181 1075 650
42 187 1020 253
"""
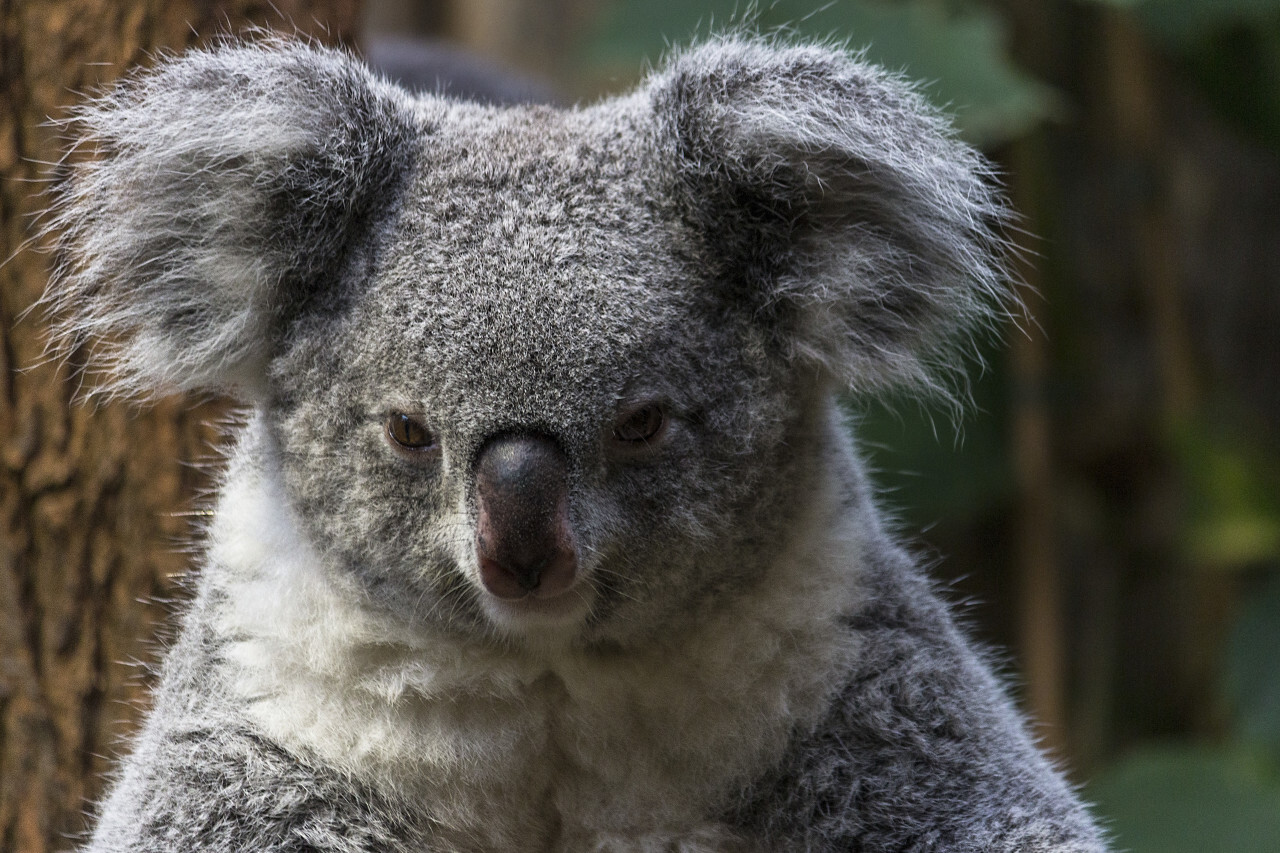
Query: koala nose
474 435 578 600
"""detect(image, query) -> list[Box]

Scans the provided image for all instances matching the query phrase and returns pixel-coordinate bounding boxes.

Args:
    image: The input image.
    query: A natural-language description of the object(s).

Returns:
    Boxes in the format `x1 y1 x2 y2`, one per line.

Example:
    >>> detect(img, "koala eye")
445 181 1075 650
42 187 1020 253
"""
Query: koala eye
612 404 666 445
385 413 438 453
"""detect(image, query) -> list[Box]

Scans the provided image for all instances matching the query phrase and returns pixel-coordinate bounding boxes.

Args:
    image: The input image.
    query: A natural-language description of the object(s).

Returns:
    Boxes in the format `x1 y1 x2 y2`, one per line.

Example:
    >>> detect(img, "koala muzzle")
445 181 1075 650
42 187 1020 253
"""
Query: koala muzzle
475 435 578 600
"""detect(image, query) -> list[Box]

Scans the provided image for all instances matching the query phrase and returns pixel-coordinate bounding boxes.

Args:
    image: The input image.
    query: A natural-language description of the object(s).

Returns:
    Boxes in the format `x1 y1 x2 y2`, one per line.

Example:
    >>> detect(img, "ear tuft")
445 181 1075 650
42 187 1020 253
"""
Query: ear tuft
43 38 420 399
650 36 1014 399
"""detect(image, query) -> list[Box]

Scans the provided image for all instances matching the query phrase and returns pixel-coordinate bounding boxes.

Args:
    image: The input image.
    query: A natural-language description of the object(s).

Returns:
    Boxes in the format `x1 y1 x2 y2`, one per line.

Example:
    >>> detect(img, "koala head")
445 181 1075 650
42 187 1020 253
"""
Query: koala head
48 37 1007 647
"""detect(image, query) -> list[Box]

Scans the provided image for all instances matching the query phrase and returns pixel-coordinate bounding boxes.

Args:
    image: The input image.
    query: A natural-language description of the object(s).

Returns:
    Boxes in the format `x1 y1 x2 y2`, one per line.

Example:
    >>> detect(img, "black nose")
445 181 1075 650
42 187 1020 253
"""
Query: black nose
474 434 577 600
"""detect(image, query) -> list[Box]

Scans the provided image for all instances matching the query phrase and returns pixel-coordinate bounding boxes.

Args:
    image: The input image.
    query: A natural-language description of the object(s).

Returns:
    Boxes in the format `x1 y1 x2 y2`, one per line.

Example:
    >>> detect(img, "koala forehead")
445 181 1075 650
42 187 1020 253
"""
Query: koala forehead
326 98 745 443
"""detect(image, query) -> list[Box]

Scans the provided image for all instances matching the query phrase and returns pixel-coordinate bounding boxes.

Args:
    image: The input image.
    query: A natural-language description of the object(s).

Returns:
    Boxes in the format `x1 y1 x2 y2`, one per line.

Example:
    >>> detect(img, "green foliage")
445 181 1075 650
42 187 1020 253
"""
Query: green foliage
1084 5 1280 840
1176 418 1280 569
1225 574 1280 766
580 0 1056 145
1088 746 1280 853
1091 571 1280 852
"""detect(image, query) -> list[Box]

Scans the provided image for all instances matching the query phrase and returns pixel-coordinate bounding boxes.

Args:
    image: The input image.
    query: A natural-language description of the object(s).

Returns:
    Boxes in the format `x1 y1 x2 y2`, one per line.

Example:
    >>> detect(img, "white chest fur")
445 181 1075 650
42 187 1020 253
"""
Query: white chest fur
208 457 862 852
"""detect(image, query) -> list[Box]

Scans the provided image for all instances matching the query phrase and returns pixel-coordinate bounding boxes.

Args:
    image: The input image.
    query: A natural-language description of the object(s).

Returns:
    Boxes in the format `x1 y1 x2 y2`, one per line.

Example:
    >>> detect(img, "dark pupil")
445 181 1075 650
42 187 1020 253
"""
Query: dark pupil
615 407 662 442
390 414 432 449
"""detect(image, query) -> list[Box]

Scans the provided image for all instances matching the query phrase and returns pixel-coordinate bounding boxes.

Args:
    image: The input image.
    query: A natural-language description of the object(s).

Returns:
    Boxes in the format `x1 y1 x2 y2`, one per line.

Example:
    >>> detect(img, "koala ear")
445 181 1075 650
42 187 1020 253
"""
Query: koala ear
45 39 419 399
651 37 1012 396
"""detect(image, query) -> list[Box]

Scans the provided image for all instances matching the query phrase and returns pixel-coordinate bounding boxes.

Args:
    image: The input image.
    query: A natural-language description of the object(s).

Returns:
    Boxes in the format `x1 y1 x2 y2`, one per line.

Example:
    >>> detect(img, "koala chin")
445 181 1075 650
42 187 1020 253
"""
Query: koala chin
47 33 1109 853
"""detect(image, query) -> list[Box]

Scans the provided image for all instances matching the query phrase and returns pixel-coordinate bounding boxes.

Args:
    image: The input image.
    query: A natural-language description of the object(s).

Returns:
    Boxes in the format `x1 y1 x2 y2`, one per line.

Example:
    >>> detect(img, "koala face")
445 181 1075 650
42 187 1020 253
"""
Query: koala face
267 102 817 645
48 37 1007 648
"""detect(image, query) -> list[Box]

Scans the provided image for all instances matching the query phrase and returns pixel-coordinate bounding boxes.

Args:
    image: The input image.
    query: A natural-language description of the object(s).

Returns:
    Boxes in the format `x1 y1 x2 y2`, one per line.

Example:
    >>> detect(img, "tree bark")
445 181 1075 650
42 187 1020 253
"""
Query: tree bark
0 3 358 851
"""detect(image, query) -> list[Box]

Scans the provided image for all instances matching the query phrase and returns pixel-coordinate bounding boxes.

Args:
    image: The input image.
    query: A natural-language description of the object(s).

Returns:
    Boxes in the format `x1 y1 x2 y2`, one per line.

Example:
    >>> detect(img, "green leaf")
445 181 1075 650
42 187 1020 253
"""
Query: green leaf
1225 574 1280 766
1174 419 1280 569
1089 746 1280 853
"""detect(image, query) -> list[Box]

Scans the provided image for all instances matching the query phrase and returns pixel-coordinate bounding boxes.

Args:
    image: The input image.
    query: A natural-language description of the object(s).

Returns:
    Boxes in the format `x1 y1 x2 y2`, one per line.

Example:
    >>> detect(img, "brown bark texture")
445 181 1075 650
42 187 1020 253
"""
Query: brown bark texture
0 2 358 851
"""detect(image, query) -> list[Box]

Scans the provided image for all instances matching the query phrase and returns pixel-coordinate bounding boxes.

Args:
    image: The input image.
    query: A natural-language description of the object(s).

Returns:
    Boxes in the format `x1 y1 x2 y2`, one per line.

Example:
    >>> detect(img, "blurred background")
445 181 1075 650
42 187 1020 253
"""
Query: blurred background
2 1 1279 850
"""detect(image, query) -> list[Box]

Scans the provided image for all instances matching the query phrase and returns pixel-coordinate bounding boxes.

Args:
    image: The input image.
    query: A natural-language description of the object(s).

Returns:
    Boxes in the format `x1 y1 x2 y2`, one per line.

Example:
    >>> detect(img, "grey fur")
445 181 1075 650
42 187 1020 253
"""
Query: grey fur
47 35 1107 853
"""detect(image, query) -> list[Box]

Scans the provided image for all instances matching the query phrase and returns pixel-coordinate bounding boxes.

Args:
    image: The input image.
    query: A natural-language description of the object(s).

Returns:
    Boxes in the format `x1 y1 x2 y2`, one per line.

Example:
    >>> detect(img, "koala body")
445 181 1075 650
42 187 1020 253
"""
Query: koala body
49 36 1107 852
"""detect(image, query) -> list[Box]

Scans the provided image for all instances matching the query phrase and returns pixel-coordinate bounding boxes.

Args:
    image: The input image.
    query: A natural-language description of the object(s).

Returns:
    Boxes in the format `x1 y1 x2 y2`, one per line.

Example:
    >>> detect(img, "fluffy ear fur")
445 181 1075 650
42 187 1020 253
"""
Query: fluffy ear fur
650 37 1012 396
45 39 419 398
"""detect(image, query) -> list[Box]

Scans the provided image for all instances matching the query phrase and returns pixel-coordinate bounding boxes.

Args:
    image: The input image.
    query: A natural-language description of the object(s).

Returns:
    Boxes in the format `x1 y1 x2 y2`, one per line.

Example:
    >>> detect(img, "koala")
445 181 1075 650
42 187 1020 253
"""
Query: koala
47 34 1108 853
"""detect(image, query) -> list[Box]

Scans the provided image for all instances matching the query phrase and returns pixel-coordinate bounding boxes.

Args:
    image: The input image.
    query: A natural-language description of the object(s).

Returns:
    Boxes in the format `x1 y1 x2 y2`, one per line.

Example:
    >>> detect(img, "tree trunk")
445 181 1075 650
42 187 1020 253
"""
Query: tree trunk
0 3 359 851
